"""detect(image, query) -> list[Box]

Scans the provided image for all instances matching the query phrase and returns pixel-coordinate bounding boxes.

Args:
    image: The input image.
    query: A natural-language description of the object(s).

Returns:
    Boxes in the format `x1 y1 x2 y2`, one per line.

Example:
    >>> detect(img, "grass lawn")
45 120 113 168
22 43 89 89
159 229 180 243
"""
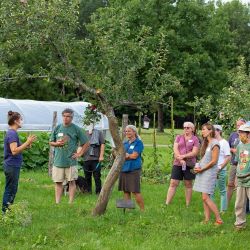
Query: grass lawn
139 128 182 146
0 171 248 250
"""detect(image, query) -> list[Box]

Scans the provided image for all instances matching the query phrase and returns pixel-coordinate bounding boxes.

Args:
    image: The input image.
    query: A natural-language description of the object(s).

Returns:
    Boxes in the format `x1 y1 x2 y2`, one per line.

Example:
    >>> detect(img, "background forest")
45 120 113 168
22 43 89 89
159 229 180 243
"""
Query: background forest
0 0 249 129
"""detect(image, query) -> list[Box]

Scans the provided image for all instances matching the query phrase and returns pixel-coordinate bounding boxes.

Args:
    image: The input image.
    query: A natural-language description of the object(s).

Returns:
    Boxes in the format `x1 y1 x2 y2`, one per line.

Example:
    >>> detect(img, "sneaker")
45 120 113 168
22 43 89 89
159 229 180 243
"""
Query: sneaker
235 223 246 230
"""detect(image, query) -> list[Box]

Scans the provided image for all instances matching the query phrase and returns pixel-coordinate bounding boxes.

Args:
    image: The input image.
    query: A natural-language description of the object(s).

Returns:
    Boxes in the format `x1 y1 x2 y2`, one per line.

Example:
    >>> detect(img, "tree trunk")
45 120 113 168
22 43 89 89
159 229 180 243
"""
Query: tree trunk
57 78 126 216
157 103 164 132
121 114 128 140
92 104 125 216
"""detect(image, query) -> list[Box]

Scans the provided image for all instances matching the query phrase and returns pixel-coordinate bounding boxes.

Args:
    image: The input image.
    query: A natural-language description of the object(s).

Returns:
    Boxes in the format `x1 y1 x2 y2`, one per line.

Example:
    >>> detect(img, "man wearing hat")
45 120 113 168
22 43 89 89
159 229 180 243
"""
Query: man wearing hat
227 119 246 206
211 125 231 213
234 124 250 229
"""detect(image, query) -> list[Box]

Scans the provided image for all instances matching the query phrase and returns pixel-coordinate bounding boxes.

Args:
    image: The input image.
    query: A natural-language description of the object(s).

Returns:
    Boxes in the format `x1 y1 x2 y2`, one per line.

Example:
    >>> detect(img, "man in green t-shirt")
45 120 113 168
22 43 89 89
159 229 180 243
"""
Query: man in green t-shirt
234 124 250 230
49 108 89 204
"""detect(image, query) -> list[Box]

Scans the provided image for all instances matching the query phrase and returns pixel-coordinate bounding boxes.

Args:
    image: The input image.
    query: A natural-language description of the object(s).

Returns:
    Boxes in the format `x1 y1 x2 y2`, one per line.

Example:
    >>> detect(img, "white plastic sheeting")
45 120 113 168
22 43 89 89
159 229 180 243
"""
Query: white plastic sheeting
0 98 109 132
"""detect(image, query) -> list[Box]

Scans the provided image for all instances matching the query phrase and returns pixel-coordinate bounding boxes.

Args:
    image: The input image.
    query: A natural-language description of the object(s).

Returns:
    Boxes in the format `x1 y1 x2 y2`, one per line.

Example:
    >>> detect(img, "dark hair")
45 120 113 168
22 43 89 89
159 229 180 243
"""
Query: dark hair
200 123 215 157
8 111 21 126
62 108 74 117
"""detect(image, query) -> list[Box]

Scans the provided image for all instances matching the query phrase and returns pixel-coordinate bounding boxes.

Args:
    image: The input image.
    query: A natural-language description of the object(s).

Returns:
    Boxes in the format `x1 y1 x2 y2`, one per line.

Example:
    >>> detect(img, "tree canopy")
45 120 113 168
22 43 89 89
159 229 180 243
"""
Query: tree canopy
1 0 249 117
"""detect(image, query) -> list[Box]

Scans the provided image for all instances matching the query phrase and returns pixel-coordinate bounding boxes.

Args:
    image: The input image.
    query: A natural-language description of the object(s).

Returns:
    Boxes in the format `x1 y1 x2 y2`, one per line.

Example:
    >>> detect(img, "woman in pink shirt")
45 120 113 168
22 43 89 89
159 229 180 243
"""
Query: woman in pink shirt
165 122 200 206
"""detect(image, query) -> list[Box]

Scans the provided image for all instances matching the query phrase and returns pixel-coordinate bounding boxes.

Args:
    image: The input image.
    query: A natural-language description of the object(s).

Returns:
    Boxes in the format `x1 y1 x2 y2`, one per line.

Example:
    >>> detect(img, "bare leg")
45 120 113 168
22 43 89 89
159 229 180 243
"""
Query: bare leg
124 192 131 200
166 179 180 205
202 193 222 222
55 182 63 204
184 180 193 206
68 180 76 204
203 200 210 222
133 193 144 211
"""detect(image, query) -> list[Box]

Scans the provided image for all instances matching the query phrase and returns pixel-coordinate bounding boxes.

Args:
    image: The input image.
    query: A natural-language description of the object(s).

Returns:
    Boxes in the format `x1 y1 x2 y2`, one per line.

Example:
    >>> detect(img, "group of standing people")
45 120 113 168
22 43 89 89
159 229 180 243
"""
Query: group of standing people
2 108 105 212
1 108 145 213
2 110 250 230
2 108 144 214
165 119 250 229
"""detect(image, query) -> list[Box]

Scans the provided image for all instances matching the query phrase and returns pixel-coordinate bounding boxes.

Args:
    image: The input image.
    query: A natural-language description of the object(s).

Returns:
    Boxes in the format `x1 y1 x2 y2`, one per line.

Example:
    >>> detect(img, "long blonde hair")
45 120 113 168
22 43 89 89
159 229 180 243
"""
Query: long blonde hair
200 123 215 157
125 125 141 140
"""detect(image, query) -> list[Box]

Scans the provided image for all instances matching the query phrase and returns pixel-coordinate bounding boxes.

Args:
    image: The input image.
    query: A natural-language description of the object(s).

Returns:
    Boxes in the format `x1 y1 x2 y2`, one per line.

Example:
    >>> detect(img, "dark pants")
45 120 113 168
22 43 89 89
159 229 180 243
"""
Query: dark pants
246 198 250 214
2 166 21 213
83 160 101 194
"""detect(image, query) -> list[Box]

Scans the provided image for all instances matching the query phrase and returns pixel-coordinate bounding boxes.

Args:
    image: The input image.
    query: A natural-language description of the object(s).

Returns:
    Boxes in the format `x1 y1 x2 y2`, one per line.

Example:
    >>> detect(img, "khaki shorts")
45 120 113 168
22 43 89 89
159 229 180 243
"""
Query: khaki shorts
228 164 237 185
52 166 78 183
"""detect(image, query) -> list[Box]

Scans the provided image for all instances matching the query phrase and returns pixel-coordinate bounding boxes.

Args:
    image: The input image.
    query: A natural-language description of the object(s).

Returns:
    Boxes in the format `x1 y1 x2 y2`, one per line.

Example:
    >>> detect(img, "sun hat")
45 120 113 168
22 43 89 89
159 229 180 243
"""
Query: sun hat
238 124 250 132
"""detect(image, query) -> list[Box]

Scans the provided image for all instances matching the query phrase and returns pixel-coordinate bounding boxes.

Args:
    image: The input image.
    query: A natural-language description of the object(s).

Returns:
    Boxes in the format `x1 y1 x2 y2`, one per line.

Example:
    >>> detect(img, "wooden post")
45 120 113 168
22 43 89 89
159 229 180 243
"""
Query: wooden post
193 105 196 127
169 96 175 165
138 112 142 135
48 111 57 177
153 113 156 149
170 96 174 135
157 103 164 132
121 114 128 140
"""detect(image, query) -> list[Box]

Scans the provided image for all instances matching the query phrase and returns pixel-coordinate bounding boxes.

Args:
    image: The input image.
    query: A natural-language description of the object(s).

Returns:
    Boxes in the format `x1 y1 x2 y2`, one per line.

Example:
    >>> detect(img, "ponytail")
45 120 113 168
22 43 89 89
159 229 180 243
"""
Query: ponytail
8 111 21 126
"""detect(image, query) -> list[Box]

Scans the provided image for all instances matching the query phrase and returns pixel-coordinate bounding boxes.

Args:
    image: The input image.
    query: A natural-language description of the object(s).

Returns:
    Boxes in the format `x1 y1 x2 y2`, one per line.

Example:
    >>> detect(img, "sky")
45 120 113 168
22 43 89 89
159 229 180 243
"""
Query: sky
223 0 250 3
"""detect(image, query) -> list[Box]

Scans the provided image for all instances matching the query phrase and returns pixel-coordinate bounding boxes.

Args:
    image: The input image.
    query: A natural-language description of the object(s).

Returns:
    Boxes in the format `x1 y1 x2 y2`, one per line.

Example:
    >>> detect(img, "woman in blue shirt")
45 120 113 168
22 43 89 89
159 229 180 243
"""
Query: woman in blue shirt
2 111 36 213
118 125 144 210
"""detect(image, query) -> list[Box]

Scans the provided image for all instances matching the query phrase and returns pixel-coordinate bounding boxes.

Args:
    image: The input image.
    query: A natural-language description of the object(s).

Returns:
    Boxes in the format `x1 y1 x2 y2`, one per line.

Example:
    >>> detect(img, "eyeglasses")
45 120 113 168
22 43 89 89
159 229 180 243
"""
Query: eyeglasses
183 127 190 129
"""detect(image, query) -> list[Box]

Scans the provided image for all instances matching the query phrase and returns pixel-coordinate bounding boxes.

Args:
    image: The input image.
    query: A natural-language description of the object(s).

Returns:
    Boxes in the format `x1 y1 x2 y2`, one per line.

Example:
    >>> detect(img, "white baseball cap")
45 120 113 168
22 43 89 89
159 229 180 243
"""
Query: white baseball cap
214 124 223 131
238 124 250 132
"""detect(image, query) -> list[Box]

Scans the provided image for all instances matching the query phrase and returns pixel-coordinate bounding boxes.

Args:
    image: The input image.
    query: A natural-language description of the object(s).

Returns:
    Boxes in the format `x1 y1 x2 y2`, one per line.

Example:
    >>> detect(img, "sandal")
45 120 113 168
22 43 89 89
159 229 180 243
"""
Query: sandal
214 219 223 226
200 220 209 225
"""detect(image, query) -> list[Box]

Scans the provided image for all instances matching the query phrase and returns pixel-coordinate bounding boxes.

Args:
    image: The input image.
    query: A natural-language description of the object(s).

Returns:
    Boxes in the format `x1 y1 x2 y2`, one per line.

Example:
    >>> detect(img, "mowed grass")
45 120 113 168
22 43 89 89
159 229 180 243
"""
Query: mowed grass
139 128 182 146
0 170 249 250
0 130 246 249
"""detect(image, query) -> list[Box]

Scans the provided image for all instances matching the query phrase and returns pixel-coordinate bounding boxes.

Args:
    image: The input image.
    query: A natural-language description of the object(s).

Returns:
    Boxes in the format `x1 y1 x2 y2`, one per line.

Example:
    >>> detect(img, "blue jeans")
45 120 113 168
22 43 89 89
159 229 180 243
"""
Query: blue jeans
2 165 21 212
211 170 227 212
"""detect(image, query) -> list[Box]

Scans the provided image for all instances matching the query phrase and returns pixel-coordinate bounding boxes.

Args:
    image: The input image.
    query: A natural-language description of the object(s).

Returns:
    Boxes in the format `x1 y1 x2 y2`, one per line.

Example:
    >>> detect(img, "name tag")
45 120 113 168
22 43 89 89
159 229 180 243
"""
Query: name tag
188 140 193 143
58 133 63 137
129 145 135 150
244 150 249 155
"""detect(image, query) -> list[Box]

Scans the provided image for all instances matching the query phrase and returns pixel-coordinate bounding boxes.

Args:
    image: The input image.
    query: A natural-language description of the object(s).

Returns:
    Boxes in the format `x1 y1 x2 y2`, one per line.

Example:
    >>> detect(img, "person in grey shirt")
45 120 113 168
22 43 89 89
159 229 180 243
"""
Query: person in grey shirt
193 123 222 225
82 124 105 194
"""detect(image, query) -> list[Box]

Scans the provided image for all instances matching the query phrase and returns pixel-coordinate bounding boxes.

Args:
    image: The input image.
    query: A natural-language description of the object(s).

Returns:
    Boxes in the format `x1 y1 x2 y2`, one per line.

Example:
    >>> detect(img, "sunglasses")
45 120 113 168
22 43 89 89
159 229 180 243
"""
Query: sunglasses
183 127 191 129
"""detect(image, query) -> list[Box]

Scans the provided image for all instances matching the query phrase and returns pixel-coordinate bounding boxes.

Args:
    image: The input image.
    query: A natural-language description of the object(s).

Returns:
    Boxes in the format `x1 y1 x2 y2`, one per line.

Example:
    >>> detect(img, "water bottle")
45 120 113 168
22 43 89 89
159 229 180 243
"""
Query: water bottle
195 162 200 169
182 162 186 171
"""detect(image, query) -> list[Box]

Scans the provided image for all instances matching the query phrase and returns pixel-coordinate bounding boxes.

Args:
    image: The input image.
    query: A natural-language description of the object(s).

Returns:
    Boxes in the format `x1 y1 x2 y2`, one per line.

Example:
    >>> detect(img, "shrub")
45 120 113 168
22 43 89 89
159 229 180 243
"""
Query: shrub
0 132 50 171
0 201 32 227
